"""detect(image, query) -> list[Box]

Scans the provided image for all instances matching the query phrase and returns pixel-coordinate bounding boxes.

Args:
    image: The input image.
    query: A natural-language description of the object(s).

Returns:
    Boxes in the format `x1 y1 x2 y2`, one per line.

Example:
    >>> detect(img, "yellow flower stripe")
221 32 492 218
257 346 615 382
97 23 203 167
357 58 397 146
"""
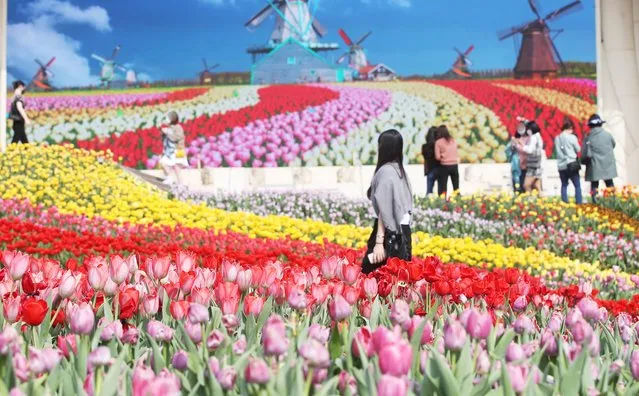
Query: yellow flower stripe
494 83 596 121
0 145 631 280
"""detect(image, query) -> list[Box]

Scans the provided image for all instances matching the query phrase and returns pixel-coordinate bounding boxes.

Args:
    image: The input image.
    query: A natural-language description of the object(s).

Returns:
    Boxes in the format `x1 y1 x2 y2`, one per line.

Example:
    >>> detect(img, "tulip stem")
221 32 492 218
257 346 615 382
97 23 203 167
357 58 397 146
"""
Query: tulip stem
304 368 313 395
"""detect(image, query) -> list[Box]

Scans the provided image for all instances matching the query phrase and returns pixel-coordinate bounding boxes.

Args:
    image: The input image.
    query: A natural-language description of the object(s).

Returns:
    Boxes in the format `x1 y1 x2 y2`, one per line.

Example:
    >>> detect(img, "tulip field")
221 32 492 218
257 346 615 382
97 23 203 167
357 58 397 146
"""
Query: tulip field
14 78 597 168
1 132 639 395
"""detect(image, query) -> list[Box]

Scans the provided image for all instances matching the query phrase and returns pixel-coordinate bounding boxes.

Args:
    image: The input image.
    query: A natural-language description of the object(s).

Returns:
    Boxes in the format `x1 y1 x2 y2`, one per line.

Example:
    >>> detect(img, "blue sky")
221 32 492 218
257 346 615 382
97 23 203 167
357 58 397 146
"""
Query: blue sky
7 0 595 87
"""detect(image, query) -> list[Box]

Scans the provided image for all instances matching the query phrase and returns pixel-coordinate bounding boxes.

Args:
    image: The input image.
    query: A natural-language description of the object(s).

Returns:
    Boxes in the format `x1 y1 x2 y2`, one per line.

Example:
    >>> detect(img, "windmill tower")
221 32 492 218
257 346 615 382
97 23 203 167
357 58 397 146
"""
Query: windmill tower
198 59 220 85
29 57 56 91
245 0 349 84
91 45 127 88
498 0 582 79
451 45 474 78
337 28 371 71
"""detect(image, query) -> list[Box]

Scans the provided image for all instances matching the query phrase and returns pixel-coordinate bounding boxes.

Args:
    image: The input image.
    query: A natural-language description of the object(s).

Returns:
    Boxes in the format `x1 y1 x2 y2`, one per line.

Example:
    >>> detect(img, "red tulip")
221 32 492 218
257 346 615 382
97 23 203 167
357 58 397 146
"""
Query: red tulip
243 295 264 317
170 300 189 320
119 287 140 320
21 297 48 326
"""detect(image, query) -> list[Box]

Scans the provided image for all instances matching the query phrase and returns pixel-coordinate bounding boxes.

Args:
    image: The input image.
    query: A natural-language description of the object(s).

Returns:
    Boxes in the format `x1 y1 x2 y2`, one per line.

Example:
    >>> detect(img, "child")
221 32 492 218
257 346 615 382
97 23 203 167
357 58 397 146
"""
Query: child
160 111 188 185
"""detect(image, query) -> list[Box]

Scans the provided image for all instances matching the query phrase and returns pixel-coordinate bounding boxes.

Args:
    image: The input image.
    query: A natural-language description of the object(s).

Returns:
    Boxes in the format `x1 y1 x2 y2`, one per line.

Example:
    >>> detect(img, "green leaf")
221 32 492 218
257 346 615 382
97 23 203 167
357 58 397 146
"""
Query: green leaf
559 347 588 396
623 382 639 396
245 314 257 347
431 351 461 396
99 358 123 396
149 338 165 373
500 362 516 396
370 298 381 329
409 319 427 376
328 326 343 362
314 376 340 396
493 330 516 357
456 341 474 393
256 297 273 331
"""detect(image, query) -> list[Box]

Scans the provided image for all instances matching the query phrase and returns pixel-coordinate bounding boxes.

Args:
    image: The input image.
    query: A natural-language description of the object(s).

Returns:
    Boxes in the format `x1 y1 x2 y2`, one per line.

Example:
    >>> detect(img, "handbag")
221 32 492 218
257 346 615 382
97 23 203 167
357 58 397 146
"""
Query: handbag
526 138 542 169
558 134 581 174
581 140 592 166
384 228 410 261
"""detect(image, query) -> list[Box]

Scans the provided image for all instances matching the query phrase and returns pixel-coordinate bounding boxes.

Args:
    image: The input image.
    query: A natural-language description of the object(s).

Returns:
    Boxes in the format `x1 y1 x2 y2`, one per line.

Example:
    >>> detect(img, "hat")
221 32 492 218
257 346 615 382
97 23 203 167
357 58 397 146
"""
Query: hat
588 114 605 127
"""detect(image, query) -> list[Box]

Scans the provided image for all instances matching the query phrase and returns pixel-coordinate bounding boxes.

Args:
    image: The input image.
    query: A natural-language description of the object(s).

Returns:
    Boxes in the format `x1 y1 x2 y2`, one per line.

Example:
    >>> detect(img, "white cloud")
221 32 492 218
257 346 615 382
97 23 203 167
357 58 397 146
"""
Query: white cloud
137 73 153 82
8 1 112 88
26 0 111 31
389 0 411 7
198 0 235 5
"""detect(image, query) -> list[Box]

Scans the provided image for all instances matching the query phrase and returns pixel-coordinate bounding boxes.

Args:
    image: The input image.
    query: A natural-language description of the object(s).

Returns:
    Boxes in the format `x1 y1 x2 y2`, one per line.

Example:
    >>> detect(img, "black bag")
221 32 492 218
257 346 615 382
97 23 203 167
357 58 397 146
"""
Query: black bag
361 222 412 274
9 98 23 122
566 160 581 174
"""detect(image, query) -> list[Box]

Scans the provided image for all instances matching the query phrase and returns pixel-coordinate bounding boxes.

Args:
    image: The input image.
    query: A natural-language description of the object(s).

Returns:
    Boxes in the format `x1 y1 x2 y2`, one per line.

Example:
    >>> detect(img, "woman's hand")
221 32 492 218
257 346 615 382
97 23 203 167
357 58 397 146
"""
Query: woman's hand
372 243 386 264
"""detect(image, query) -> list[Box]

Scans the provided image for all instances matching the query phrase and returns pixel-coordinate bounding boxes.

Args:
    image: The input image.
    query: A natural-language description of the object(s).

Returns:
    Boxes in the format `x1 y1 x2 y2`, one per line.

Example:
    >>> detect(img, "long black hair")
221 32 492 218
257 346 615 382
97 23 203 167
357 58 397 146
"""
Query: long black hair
425 126 438 144
526 120 541 135
438 125 453 141
367 129 406 198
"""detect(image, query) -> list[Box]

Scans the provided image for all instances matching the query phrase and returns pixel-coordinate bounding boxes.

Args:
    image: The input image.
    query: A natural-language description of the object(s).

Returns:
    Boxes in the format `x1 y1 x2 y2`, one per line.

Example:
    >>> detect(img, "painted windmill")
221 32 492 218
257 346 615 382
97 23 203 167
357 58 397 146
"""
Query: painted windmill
29 57 56 90
498 0 582 79
198 59 220 85
91 45 127 87
337 28 372 71
451 46 474 78
245 0 327 47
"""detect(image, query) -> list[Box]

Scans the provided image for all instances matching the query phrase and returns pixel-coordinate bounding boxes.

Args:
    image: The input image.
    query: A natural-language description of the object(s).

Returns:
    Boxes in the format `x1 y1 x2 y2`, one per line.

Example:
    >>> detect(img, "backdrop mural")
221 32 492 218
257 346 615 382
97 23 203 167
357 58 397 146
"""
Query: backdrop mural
6 0 597 169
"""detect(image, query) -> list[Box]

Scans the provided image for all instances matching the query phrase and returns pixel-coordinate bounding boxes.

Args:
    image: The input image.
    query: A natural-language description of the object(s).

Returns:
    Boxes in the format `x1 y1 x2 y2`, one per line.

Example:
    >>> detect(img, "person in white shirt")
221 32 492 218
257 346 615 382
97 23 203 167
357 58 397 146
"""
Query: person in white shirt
516 121 544 193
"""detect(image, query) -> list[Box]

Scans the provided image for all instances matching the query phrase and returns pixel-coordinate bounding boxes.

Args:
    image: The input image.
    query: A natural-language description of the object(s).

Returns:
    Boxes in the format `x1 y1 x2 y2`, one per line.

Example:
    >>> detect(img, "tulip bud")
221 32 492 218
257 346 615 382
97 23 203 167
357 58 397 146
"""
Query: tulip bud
506 342 524 362
443 320 467 351
69 303 95 335
172 350 189 371
216 366 237 390
187 303 209 325
245 358 270 384
299 339 330 368
378 339 412 377
328 295 352 322
207 330 226 351
147 320 173 342
377 374 408 396
389 299 411 331
88 346 111 368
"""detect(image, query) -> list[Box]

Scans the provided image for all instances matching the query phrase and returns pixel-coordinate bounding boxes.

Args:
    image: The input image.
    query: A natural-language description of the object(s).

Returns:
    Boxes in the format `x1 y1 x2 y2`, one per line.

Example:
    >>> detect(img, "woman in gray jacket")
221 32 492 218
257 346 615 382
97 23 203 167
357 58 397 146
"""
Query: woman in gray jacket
554 120 583 204
362 129 413 274
583 114 617 202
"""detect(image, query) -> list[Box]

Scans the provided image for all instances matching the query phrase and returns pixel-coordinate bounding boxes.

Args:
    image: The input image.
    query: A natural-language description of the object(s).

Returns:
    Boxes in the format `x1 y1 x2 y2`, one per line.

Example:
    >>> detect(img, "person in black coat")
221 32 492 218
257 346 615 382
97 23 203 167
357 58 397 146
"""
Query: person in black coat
421 126 440 195
9 80 31 144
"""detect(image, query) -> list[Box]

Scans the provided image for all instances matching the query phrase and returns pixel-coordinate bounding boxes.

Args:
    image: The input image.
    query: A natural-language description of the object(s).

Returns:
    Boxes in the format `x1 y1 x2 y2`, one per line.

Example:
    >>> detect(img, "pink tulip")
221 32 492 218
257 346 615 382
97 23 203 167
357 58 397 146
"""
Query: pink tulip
222 260 239 282
208 356 220 376
565 308 582 328
148 256 170 281
390 299 411 330
172 350 189 371
342 285 359 306
476 350 491 374
287 286 307 310
176 251 196 273
70 302 95 335
58 270 77 299
513 296 528 312
262 315 289 356
147 320 174 342
299 339 330 368
216 367 237 390
340 263 360 285
630 350 639 380
363 278 378 299
184 320 203 343
103 278 118 296
540 329 558 356
3 250 29 280
320 256 340 279
352 327 374 359
88 264 108 291
407 316 434 345
222 314 239 332
443 320 467 351
236 269 252 291
577 298 599 321
142 291 159 316
122 325 140 345
328 295 352 322
506 342 524 362
308 324 330 344
3 295 21 323
379 339 412 377
88 346 111 368
57 334 78 359
28 347 61 375
188 303 209 325
460 309 493 340
372 326 402 354
207 330 226 351
548 313 563 332
338 372 357 395
507 364 528 393
310 284 330 305
377 374 408 396
570 319 593 344
513 315 535 334
100 320 123 341
9 388 25 396
245 358 270 384
109 255 129 285
232 335 247 355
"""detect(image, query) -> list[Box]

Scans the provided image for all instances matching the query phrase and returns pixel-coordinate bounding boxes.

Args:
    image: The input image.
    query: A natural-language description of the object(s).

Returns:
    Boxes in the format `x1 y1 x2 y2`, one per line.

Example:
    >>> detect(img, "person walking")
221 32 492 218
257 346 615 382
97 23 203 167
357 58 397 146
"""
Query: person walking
554 120 583 204
583 114 617 202
159 111 188 185
517 121 545 193
434 125 459 196
9 80 31 144
514 120 530 193
362 129 413 274
421 126 439 195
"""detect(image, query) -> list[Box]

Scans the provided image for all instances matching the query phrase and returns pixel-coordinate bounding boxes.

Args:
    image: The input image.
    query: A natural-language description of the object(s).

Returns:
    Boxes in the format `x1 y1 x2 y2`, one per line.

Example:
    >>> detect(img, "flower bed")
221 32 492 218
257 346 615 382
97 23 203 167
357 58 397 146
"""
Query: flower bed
1 248 639 394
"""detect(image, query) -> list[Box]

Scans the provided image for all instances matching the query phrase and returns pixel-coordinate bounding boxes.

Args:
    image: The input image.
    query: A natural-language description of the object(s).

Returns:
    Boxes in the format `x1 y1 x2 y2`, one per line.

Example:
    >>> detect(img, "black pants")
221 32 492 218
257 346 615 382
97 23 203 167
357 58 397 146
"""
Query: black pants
11 122 28 144
361 219 412 274
590 179 614 202
437 165 459 195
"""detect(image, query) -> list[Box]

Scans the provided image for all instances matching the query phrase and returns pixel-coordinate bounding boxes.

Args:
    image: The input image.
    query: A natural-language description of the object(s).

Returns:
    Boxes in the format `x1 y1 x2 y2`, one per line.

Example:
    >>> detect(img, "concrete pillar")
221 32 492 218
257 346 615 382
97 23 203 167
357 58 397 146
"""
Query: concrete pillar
596 0 639 185
0 0 7 153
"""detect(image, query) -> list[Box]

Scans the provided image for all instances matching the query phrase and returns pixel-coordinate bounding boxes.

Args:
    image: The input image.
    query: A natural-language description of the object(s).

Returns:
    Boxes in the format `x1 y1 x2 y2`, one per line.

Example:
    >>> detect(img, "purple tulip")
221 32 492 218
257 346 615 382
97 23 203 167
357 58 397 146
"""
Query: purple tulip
328 295 352 322
187 303 210 325
172 350 189 371
506 342 524 362
460 309 492 340
299 339 330 368
147 320 174 342
216 366 237 390
577 298 599 321
245 358 270 384
444 320 467 351
262 315 289 356
88 346 111 368
507 364 528 393
513 296 528 312
206 330 226 351
513 315 535 334
390 299 412 330
630 350 639 380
